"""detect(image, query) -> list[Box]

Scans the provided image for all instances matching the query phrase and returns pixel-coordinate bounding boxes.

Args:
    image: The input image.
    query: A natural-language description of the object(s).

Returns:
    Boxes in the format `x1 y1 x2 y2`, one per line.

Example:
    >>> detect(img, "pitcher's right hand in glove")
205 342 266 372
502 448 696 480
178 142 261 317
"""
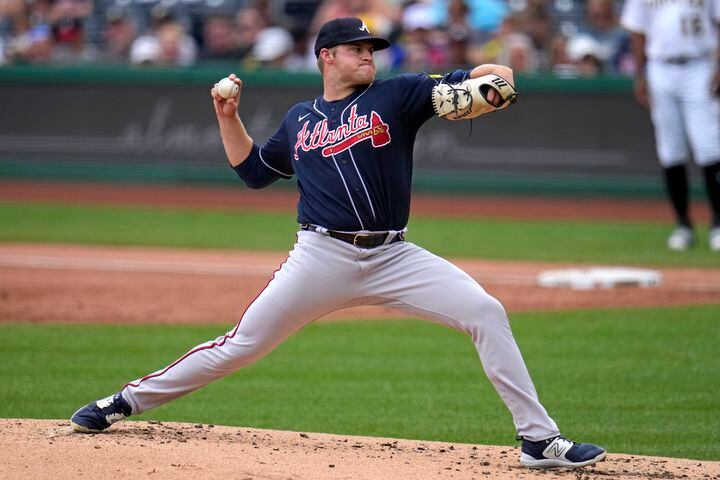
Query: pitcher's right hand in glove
432 73 518 121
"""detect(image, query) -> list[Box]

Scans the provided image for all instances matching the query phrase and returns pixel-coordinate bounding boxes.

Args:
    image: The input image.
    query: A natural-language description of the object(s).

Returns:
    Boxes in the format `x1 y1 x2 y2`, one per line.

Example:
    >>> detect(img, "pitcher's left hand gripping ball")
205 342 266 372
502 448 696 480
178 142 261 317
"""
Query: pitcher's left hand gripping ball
432 74 518 120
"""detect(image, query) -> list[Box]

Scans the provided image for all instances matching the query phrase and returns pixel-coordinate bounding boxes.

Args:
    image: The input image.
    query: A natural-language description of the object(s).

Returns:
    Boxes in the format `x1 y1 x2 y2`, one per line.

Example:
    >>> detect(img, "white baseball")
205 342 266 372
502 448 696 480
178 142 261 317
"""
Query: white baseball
216 77 239 99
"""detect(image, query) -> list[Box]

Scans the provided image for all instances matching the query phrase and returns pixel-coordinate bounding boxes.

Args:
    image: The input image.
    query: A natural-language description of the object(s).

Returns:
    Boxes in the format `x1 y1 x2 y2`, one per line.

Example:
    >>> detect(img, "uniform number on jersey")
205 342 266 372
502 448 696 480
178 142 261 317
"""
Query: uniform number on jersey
680 13 703 37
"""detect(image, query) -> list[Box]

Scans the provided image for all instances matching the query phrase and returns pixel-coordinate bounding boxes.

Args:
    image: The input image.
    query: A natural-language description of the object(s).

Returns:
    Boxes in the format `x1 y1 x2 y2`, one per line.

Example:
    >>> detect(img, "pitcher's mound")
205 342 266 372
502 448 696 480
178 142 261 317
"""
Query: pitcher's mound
2 419 718 480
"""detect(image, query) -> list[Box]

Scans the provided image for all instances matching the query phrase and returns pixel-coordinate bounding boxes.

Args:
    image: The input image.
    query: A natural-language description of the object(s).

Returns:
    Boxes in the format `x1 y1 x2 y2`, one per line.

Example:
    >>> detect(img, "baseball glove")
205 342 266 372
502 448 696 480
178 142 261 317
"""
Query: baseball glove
431 74 518 121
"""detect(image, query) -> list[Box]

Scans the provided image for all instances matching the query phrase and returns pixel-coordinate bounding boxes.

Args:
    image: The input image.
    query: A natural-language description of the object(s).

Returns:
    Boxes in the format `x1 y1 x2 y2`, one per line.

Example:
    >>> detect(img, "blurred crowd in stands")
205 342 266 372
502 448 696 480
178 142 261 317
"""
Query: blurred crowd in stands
0 0 635 77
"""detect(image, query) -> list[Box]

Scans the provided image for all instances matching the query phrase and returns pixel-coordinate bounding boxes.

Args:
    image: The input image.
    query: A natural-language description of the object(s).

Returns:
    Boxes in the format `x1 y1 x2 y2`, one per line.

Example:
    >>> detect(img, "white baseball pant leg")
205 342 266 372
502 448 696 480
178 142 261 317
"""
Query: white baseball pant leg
122 231 560 442
122 232 364 414
648 59 720 167
358 240 560 441
648 61 691 167
680 60 720 166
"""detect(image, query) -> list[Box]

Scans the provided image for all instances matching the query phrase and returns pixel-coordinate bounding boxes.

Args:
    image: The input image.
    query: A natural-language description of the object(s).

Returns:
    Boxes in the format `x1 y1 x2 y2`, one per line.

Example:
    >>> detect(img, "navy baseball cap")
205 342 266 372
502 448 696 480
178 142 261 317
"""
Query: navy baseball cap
314 17 391 57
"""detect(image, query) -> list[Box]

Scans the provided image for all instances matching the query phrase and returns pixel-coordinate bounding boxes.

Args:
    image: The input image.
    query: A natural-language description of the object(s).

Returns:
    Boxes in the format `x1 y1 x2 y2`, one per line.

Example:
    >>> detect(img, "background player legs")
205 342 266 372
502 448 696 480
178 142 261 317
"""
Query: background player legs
679 61 720 248
662 164 692 229
703 161 720 229
703 160 720 250
122 232 362 414
361 242 559 441
647 61 696 248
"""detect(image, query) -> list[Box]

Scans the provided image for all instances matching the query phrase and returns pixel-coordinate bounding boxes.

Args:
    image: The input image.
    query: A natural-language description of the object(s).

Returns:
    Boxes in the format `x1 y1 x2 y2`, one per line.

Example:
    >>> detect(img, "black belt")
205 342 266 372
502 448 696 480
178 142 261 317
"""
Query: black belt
301 224 405 248
660 55 710 65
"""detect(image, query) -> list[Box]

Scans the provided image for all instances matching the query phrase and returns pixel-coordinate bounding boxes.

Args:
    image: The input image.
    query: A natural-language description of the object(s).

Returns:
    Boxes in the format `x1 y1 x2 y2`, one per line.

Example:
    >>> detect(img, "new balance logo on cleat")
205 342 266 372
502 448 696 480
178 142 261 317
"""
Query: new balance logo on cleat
519 435 606 469
545 438 570 458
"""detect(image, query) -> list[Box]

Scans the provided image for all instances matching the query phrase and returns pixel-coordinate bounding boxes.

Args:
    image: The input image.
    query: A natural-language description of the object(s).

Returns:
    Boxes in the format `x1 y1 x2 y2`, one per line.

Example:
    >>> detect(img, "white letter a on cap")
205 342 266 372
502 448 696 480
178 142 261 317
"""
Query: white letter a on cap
359 21 370 33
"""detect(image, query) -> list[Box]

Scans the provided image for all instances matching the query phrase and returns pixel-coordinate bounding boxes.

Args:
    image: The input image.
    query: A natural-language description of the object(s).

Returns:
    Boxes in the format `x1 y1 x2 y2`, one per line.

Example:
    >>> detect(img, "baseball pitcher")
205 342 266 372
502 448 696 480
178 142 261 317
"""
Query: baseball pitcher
70 17 606 469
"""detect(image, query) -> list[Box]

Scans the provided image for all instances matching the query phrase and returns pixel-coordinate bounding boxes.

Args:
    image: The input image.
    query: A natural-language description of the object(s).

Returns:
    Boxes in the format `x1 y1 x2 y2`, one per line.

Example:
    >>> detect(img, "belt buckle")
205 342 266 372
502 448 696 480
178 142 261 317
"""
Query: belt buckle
353 233 372 247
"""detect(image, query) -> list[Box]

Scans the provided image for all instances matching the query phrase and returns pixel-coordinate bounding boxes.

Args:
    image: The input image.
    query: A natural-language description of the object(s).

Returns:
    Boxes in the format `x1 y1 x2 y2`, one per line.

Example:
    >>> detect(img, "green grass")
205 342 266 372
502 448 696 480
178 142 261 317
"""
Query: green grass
0 201 298 251
1 306 718 460
1 199 719 460
1 201 719 267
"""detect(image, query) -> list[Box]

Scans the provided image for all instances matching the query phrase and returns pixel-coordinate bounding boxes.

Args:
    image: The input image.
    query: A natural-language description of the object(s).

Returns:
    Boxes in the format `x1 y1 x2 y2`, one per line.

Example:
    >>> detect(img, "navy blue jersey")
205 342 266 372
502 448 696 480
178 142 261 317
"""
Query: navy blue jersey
234 69 470 231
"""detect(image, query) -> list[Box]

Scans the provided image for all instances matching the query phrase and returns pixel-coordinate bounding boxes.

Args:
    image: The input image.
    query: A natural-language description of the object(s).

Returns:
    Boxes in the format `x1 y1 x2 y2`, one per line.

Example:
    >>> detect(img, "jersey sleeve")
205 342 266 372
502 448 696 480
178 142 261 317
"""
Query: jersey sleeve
619 0 647 34
232 119 294 189
391 69 472 124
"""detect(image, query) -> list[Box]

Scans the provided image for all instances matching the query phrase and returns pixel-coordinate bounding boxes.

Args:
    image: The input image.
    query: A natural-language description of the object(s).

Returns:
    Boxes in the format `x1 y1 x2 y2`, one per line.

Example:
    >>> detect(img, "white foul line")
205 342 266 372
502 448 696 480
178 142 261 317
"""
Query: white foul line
0 254 272 277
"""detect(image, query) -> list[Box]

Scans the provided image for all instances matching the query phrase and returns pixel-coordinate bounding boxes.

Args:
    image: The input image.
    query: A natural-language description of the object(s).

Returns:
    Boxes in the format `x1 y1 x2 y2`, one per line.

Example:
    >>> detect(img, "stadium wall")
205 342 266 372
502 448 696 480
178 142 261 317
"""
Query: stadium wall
0 65 696 198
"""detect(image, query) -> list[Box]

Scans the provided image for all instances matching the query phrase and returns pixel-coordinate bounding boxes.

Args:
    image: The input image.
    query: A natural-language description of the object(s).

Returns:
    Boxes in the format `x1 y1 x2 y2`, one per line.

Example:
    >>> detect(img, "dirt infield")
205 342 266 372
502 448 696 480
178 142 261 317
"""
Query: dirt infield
1 243 720 325
3 419 718 480
2 181 719 323
2 181 719 479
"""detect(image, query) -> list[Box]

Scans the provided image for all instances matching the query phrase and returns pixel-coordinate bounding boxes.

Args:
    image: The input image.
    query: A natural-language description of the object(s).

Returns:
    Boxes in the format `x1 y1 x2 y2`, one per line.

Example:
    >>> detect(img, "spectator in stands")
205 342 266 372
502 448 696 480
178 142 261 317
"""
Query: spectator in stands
299 0 399 70
311 0 400 39
565 33 604 77
445 0 471 67
132 2 193 41
250 0 274 27
523 0 554 70
1 0 631 75
573 0 629 74
48 0 92 35
469 12 538 73
398 0 449 70
1 0 54 64
0 0 21 37
130 8 197 67
0 0 26 63
247 25 294 68
430 0 508 42
102 7 136 64
48 0 97 63
157 20 194 65
548 33 576 77
235 6 268 62
199 14 244 62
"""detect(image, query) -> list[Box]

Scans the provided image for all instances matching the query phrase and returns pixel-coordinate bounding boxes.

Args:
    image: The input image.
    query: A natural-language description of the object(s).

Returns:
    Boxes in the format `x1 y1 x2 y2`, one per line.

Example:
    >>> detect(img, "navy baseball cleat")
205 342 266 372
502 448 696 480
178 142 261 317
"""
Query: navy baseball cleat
70 392 132 433
518 435 606 468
